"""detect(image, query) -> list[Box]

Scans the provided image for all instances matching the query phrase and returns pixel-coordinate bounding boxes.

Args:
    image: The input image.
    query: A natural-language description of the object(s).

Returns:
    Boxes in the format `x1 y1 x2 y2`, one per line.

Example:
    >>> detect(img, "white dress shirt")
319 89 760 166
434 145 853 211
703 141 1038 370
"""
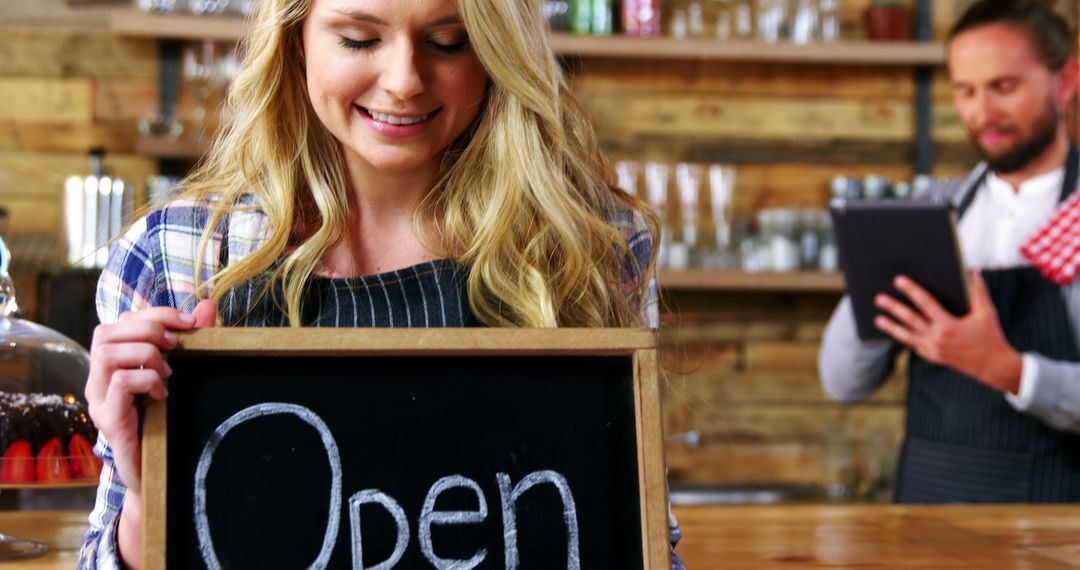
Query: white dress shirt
956 167 1064 410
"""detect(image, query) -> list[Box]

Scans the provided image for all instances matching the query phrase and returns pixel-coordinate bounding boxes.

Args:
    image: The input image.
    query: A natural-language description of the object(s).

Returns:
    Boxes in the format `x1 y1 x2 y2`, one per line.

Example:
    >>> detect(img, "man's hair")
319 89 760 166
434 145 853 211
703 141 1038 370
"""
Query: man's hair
949 0 1074 70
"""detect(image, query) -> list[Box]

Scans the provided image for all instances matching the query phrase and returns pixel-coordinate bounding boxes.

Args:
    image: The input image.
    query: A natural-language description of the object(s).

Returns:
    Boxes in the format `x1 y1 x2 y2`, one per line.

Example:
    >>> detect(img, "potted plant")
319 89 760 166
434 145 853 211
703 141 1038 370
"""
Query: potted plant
864 0 911 41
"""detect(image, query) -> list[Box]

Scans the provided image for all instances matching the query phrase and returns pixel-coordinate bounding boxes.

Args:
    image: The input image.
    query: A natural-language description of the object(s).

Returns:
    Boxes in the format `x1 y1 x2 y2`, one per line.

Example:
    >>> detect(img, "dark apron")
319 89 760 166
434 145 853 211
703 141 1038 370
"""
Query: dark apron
218 259 479 328
896 146 1080 503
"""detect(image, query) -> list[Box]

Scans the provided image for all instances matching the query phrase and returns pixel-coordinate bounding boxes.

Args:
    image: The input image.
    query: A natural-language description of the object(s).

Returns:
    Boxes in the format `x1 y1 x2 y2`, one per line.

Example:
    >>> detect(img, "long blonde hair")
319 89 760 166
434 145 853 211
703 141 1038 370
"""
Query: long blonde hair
179 0 659 327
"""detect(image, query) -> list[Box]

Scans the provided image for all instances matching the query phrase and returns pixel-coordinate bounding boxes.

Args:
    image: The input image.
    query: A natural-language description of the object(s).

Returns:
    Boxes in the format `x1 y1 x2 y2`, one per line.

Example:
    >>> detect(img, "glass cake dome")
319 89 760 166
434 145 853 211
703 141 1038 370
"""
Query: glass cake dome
0 237 98 559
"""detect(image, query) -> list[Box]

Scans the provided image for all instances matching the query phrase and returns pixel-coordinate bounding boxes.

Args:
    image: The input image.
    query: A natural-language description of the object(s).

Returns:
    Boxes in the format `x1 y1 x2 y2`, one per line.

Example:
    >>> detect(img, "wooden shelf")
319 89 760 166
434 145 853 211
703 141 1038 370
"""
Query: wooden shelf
550 35 944 65
109 10 944 65
109 10 244 42
660 270 845 292
135 136 205 159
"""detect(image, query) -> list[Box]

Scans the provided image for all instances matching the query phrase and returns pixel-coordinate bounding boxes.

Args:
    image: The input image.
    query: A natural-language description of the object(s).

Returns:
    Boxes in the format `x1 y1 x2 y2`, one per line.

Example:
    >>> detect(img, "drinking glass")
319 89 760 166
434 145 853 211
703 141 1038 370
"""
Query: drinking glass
615 160 641 198
182 40 216 136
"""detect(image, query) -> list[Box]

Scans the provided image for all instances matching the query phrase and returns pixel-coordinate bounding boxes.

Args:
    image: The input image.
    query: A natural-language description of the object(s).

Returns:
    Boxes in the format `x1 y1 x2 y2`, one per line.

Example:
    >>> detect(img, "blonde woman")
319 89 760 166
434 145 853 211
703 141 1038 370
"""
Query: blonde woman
79 0 681 567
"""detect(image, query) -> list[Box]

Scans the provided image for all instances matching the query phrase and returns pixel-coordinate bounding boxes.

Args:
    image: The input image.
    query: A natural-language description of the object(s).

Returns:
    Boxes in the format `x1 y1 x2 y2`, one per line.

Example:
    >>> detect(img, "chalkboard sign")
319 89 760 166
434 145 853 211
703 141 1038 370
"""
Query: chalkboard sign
141 329 669 569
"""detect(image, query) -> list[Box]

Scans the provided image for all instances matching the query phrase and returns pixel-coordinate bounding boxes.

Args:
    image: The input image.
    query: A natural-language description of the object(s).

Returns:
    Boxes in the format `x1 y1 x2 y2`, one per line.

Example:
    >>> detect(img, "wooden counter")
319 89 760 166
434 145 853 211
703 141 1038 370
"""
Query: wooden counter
0 510 87 568
3 505 1079 568
673 504 1080 569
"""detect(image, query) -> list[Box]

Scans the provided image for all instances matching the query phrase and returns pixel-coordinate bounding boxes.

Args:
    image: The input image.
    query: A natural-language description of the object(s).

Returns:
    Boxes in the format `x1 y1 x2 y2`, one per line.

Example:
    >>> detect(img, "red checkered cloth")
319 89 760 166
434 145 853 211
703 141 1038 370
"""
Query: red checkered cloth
1021 190 1080 284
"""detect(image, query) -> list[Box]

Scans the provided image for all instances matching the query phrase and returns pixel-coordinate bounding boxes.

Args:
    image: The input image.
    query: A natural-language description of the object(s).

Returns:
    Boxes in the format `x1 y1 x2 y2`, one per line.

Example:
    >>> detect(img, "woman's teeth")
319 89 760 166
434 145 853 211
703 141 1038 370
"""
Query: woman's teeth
368 110 429 125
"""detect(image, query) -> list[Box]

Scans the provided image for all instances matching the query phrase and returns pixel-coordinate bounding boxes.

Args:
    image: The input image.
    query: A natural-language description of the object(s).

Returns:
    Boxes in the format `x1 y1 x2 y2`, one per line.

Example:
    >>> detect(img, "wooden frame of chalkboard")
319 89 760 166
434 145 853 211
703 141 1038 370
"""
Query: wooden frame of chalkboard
141 328 669 569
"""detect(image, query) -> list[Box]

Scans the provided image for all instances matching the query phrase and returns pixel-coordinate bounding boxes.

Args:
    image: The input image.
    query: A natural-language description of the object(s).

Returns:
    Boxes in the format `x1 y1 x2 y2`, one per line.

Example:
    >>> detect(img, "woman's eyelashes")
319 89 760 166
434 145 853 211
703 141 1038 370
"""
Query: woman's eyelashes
431 38 469 54
336 35 470 54
339 36 378 50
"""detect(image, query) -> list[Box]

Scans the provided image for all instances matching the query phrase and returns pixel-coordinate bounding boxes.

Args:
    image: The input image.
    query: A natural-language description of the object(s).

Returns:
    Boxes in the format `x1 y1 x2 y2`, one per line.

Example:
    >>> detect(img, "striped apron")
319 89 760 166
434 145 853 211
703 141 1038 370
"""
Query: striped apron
218 259 478 328
896 146 1080 503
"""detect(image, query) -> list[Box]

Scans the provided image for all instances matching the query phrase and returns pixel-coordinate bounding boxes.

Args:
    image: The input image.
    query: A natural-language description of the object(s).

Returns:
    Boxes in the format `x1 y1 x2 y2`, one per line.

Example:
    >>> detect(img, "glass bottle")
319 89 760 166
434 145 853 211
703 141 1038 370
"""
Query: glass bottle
670 0 690 38
570 0 592 34
687 0 706 38
623 0 662 36
644 162 672 268
714 0 733 39
799 209 823 270
756 0 787 43
591 0 614 35
733 0 754 38
817 0 840 41
789 0 818 44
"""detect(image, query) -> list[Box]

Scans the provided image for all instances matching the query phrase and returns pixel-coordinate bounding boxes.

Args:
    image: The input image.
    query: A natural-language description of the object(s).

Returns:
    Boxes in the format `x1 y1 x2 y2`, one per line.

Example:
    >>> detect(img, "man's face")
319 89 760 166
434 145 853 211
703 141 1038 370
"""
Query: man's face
948 24 1065 173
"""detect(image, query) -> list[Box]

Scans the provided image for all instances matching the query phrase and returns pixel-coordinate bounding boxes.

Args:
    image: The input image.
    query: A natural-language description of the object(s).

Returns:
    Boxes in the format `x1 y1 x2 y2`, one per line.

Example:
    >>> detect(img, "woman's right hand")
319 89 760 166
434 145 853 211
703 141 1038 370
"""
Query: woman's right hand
86 299 217 495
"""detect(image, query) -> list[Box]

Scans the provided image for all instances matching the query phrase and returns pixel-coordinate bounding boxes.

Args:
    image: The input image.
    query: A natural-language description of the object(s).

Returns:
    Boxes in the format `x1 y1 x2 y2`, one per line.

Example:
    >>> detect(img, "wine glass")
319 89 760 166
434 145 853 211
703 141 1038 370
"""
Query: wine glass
182 40 216 137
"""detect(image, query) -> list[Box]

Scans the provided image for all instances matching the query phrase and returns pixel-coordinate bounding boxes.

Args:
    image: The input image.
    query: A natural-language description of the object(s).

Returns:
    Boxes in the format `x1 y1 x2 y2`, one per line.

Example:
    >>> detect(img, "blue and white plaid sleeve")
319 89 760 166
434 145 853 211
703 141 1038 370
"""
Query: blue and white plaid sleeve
611 207 660 329
78 434 128 570
79 200 263 568
610 207 686 569
80 201 217 566
78 215 161 569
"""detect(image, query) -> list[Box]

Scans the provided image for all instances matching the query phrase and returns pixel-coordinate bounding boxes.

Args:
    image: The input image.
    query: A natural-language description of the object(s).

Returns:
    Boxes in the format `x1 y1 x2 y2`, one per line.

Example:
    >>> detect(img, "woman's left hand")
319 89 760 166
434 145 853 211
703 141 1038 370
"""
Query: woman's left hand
872 270 1022 394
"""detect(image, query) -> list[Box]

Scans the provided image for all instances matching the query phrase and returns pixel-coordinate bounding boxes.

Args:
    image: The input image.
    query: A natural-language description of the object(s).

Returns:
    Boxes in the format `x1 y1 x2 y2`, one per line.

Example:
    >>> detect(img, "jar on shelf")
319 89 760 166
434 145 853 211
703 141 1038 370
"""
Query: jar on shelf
789 0 819 44
687 0 706 38
758 208 800 272
714 0 733 39
819 215 839 272
818 0 841 41
862 175 890 199
623 0 662 36
136 0 187 12
756 0 788 43
799 209 827 270
570 0 592 34
733 0 755 38
733 219 765 273
542 0 572 31
591 0 615 35
669 0 690 38
892 180 912 199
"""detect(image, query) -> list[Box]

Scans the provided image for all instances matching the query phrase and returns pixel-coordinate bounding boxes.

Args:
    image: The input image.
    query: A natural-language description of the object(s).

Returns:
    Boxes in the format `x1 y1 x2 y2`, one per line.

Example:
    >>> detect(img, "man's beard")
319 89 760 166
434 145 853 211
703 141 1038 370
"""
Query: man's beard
972 101 1059 174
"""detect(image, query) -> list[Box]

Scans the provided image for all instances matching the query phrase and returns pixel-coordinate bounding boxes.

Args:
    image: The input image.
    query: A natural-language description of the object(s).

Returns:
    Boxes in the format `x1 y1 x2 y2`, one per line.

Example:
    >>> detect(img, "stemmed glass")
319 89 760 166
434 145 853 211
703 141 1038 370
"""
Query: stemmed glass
182 40 220 138
183 40 239 140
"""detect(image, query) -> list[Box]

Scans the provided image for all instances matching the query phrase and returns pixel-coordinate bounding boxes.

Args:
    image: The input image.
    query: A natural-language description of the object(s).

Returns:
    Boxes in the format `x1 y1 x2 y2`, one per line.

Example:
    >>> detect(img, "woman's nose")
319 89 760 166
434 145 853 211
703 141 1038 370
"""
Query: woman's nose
378 40 425 101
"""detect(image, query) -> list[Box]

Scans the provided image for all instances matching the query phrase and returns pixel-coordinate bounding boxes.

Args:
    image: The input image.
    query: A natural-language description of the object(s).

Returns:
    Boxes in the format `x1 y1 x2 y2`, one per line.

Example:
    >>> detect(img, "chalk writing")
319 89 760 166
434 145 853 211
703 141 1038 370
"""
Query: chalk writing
498 471 581 570
194 404 580 569
349 489 410 570
193 403 343 570
419 475 489 570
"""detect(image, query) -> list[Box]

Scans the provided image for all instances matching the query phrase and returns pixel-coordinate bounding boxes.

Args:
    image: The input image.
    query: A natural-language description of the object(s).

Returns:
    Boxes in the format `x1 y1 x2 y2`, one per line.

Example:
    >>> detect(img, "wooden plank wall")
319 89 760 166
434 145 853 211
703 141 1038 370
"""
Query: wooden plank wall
569 39 936 489
0 0 159 316
657 291 908 487
563 0 1077 487
1 0 1076 489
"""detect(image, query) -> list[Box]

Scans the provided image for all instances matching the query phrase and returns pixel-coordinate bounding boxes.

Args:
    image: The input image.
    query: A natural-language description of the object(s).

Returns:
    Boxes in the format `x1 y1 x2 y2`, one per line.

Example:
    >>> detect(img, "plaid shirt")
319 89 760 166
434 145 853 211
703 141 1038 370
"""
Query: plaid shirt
79 199 682 568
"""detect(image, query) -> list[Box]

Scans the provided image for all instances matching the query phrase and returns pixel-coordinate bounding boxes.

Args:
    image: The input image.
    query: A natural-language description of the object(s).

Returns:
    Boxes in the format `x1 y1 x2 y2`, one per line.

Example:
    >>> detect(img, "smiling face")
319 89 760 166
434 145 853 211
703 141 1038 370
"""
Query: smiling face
948 23 1066 174
302 0 488 179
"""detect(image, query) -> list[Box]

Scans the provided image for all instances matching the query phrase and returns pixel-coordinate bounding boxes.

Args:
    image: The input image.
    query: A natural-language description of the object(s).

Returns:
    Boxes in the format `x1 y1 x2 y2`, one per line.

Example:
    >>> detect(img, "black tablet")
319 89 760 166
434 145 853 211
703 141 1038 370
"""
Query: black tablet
829 199 969 341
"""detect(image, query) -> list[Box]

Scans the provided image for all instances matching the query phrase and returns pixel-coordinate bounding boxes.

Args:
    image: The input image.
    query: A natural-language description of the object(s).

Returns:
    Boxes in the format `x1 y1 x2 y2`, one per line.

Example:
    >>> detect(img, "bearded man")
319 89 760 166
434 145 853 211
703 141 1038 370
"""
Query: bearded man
819 0 1080 503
